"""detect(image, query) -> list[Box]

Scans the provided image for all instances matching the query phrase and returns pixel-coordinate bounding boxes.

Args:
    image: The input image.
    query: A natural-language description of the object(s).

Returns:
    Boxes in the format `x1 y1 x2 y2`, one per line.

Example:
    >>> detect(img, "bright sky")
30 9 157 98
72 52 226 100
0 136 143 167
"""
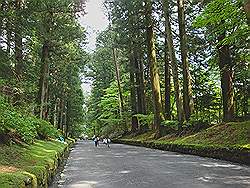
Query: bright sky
79 0 109 94
79 0 109 52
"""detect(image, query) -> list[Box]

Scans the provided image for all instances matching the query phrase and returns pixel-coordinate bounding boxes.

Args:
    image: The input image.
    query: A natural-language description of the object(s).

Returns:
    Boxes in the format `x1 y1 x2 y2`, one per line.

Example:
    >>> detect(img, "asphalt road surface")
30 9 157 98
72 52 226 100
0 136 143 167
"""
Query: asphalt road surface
49 140 250 188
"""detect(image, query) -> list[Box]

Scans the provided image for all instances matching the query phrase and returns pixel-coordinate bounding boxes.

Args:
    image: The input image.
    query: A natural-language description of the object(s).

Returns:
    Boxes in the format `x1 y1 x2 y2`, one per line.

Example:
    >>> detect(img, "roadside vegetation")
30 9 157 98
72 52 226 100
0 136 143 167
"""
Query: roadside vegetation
0 94 73 187
0 140 68 187
122 121 250 149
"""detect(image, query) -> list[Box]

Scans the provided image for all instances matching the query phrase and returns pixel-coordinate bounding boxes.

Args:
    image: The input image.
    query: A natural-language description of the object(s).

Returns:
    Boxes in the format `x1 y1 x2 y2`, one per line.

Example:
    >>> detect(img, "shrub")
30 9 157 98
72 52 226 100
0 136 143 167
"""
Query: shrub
162 120 179 130
0 95 60 144
134 113 154 129
184 114 210 131
36 119 60 140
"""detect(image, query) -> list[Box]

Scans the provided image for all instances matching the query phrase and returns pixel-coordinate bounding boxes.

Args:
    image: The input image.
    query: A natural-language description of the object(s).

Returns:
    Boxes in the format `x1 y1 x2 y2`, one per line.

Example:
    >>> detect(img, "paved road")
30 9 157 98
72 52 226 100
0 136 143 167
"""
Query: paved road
50 141 250 188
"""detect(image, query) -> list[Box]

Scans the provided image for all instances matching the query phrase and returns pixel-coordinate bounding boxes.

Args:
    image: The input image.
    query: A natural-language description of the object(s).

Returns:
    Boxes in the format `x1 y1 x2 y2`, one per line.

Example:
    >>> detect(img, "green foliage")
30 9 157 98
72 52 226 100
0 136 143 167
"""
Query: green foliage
121 121 250 149
0 95 60 143
134 113 154 128
175 121 250 147
0 0 87 139
36 119 60 140
94 80 129 136
0 140 69 187
193 0 249 47
85 39 130 136
184 118 209 129
161 120 179 130
0 172 32 188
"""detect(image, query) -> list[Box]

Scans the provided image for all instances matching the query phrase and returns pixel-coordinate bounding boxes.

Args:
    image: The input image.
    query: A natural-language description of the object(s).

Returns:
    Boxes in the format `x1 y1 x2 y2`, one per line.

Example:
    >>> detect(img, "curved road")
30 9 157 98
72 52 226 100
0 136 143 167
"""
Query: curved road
50 141 250 188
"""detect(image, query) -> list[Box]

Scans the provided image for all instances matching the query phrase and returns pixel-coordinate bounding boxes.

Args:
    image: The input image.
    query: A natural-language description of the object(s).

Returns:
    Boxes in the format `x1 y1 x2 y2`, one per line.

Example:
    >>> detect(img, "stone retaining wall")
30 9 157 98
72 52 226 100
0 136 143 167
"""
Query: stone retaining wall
114 139 250 165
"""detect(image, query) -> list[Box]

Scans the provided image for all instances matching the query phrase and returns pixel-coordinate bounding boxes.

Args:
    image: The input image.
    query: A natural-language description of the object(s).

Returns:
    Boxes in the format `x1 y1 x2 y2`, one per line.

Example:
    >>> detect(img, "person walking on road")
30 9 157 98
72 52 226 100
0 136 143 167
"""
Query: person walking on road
103 138 107 145
94 137 98 147
107 138 111 148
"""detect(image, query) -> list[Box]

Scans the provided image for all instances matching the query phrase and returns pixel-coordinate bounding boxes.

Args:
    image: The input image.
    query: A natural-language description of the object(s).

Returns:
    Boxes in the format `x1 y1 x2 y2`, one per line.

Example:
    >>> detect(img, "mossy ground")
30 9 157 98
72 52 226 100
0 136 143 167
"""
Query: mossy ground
122 121 250 149
0 140 68 187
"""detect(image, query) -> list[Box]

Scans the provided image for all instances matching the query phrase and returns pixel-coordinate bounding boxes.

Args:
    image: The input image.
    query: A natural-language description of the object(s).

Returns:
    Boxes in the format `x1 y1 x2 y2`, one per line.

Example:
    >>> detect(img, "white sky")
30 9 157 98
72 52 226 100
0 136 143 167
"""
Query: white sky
79 0 109 52
79 0 108 94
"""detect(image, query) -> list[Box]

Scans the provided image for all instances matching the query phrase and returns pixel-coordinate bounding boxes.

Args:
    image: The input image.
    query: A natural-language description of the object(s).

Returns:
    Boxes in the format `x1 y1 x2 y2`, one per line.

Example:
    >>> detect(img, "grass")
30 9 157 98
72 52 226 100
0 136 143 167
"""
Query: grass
173 121 250 148
0 140 68 187
122 121 250 149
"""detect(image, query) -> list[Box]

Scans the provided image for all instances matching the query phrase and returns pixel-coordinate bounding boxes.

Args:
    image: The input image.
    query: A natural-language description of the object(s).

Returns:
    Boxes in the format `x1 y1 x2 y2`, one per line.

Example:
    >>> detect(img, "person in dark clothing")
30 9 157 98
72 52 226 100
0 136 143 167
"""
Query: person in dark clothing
94 137 98 147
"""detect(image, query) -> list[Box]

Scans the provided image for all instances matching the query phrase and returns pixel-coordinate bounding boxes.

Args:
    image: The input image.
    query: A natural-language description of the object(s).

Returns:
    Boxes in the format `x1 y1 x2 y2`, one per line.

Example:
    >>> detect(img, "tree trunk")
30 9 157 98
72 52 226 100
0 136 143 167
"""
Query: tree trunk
242 79 248 117
164 28 171 120
162 0 184 125
145 0 164 138
112 48 124 116
38 42 49 119
129 51 138 132
134 49 148 132
63 105 67 136
14 0 23 79
6 16 11 55
0 1 5 45
177 0 194 120
57 98 64 131
244 0 250 25
138 55 147 114
217 33 234 122
53 98 59 127
66 102 70 137
134 51 142 113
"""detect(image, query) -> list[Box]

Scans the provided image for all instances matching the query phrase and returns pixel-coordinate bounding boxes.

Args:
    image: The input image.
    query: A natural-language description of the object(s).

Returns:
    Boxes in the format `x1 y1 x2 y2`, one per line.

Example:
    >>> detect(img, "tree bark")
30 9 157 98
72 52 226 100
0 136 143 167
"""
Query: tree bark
217 33 234 122
57 98 64 131
177 0 194 120
162 0 184 124
134 51 142 113
164 26 171 120
134 49 148 132
129 51 138 132
63 105 67 136
244 0 250 25
0 1 5 45
53 98 59 127
145 0 164 138
14 0 23 79
242 79 248 117
112 48 124 117
38 42 49 119
138 55 147 114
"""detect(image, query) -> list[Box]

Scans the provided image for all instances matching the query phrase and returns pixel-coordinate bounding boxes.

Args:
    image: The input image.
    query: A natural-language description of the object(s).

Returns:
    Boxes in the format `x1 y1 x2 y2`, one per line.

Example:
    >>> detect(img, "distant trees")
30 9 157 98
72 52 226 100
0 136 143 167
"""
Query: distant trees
0 0 87 137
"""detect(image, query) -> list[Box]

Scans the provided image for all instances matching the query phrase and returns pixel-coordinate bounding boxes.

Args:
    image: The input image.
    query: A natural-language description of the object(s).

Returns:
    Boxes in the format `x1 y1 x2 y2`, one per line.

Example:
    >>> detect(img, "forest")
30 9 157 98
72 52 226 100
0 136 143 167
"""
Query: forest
0 0 87 143
0 0 249 187
0 0 249 142
84 0 249 138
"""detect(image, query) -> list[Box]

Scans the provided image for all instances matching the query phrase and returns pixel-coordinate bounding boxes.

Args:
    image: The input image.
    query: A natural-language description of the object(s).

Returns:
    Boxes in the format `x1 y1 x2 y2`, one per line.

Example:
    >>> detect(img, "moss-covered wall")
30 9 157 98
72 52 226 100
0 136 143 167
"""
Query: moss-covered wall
114 139 250 165
0 139 74 188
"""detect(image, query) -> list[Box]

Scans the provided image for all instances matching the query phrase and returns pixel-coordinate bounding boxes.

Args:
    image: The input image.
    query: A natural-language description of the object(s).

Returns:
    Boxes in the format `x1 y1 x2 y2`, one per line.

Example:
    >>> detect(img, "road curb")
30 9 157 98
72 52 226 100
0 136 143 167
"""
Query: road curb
113 139 250 166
